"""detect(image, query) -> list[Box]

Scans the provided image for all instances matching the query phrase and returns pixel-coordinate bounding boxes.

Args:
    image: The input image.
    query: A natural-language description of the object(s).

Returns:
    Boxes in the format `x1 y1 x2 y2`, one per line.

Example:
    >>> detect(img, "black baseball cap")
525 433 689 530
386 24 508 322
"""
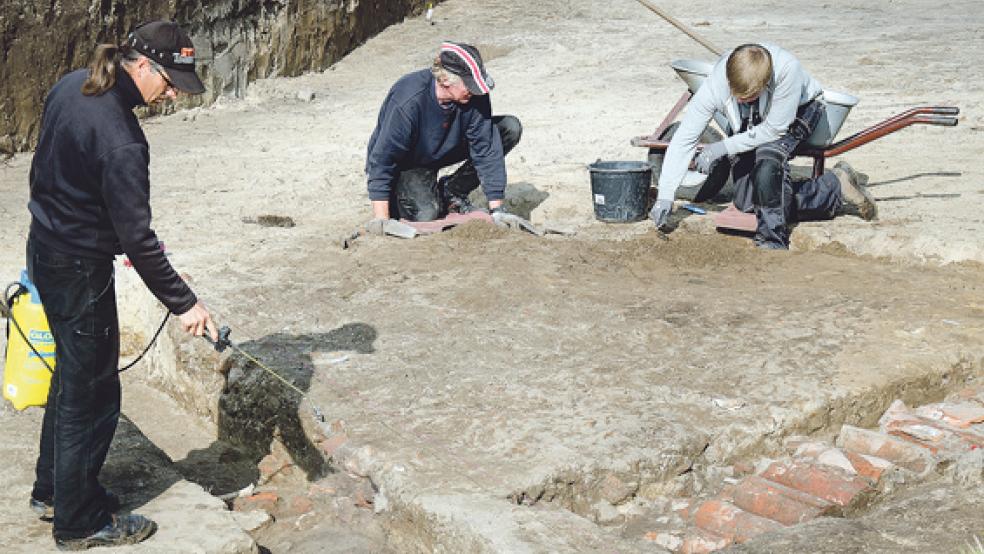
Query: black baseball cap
126 21 206 95
438 42 494 96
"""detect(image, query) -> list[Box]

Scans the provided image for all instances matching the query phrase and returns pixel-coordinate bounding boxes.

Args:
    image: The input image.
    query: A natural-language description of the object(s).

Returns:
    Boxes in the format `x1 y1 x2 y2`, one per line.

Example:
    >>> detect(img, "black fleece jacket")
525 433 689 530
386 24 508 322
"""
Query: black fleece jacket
28 68 197 314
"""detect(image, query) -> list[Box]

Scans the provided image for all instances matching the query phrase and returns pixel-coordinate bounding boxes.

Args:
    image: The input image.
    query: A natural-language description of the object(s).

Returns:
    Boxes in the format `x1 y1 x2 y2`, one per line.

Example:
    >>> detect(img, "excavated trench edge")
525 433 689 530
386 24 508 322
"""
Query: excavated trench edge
116 269 984 552
507 356 984 526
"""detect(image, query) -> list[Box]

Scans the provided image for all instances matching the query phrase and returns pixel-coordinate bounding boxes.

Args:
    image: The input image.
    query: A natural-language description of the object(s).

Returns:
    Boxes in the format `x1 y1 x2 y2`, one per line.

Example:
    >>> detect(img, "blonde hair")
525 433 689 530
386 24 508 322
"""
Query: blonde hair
81 43 143 96
726 44 772 99
431 58 462 86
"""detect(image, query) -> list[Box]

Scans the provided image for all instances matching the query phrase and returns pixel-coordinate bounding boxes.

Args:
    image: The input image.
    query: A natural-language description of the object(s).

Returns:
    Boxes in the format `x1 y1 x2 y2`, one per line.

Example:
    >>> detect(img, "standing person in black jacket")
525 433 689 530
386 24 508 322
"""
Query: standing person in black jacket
26 21 217 550
365 41 527 228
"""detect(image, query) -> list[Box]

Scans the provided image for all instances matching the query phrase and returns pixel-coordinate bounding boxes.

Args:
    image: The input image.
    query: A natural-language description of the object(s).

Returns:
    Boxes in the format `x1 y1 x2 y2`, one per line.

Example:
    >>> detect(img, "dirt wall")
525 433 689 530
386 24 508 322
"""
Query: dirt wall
0 0 432 153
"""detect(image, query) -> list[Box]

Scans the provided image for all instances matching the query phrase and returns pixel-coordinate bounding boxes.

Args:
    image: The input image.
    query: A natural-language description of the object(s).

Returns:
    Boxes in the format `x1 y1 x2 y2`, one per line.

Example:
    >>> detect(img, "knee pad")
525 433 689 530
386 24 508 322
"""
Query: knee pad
412 202 442 222
752 151 784 208
497 116 523 148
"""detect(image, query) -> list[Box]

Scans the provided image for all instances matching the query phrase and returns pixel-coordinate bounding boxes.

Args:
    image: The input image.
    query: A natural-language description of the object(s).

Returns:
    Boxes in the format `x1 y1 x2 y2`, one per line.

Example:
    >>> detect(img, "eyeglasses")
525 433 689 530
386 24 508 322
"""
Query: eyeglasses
151 64 177 94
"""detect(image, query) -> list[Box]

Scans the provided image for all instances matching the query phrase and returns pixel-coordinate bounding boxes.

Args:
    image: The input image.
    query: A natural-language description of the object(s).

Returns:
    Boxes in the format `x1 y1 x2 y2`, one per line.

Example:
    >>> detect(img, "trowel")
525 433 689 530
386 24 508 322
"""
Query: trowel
341 219 418 249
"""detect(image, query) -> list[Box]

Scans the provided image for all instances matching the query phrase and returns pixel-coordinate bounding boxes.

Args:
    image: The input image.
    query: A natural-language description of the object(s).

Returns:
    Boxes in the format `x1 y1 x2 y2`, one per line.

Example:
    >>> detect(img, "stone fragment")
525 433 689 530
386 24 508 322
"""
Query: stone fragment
782 435 814 452
354 481 375 509
693 499 785 543
647 531 682 551
680 528 730 554
760 461 873 509
597 473 636 505
792 441 830 459
946 449 984 485
297 90 316 102
231 509 273 532
937 402 984 428
288 495 314 515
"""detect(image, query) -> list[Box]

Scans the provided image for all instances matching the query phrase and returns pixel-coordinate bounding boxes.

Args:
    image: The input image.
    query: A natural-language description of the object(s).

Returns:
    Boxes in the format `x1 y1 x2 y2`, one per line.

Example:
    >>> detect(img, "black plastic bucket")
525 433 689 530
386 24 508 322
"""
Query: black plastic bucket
588 161 652 222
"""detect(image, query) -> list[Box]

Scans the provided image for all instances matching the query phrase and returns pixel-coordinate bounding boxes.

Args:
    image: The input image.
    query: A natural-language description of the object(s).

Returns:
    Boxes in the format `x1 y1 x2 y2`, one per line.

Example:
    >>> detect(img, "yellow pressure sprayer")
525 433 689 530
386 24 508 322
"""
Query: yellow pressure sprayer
3 271 55 410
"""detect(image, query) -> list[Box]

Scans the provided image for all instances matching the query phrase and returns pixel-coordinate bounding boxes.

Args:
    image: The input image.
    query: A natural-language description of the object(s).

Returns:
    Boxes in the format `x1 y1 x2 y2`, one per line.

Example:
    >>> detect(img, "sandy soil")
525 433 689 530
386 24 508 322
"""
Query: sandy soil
1 0 983 551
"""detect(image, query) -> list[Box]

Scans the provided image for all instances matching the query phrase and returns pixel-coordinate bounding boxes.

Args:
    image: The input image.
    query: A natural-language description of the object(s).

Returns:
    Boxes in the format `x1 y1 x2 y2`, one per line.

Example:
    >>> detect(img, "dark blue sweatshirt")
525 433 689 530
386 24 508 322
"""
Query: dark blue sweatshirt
28 68 197 314
366 69 506 201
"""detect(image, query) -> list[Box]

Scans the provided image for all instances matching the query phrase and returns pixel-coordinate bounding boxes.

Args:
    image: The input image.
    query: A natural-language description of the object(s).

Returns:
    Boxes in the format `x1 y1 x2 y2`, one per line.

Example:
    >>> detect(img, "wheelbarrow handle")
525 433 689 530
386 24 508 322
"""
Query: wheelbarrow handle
928 106 960 116
917 115 959 127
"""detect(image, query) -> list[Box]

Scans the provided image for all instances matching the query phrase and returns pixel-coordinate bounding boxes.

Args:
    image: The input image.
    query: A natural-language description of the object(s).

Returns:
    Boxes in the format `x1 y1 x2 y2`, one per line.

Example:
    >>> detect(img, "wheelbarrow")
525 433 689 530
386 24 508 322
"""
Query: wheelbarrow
632 59 960 232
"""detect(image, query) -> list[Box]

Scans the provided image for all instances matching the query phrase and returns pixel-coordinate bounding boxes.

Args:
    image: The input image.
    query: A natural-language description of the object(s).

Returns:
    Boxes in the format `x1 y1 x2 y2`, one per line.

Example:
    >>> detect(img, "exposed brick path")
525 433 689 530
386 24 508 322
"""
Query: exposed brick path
648 386 984 552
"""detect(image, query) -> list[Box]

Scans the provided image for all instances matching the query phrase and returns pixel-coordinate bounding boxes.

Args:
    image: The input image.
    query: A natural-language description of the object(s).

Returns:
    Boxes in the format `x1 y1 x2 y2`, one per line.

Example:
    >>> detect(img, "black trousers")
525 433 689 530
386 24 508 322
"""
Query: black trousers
727 99 842 248
389 115 523 221
27 237 119 539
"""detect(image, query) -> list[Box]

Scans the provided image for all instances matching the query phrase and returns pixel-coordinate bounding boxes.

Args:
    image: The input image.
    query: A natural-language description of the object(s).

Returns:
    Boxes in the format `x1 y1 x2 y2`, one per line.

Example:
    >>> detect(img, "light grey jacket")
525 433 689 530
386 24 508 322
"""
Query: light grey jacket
657 43 823 201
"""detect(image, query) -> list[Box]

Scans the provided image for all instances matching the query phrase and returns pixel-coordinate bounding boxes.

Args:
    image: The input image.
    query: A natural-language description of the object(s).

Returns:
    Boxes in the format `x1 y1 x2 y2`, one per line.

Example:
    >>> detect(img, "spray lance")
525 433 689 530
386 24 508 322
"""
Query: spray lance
201 325 326 422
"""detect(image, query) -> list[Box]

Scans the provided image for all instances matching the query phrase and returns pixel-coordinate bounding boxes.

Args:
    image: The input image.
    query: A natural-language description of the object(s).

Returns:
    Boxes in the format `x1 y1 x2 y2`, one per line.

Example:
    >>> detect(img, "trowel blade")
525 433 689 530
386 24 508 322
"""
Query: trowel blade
382 219 419 239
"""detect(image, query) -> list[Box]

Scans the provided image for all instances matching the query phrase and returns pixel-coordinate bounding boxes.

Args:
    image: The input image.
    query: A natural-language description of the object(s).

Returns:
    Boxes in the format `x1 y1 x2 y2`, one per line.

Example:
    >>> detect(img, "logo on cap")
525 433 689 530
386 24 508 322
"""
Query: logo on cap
174 47 195 65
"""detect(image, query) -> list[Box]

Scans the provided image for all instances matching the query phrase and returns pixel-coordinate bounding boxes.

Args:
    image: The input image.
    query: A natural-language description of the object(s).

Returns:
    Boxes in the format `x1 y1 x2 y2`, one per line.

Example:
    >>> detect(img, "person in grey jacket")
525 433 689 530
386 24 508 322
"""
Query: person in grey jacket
651 43 876 249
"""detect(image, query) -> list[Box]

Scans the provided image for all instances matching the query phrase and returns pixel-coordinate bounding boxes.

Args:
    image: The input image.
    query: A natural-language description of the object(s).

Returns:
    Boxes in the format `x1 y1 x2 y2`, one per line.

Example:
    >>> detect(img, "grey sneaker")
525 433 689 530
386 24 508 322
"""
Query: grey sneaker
30 496 54 521
832 161 877 221
55 514 157 551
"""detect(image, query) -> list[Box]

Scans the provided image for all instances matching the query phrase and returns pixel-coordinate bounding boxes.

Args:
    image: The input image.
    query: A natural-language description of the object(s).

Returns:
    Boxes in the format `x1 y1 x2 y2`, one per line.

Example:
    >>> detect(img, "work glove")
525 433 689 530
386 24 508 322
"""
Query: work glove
649 198 673 230
694 141 728 174
491 207 543 236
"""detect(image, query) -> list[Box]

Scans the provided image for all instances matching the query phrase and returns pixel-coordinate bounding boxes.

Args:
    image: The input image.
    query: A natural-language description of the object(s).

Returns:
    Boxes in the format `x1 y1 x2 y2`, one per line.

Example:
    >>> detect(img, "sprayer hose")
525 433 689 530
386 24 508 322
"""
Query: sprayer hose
3 281 170 375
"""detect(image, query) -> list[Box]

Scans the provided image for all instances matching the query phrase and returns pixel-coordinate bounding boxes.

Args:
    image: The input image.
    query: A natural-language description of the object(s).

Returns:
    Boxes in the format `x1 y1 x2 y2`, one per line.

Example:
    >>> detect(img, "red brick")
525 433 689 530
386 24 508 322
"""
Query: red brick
760 461 873 508
931 402 984 428
731 475 836 525
694 499 785 543
233 491 279 513
714 204 757 233
258 454 290 482
317 433 348 457
885 416 984 455
842 451 892 483
837 425 935 474
680 528 730 554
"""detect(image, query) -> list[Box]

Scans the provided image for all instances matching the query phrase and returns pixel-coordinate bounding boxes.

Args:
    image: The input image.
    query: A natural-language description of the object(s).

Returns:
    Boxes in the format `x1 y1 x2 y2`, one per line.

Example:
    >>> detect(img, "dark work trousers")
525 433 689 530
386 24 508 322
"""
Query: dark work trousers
27 236 119 539
725 99 842 249
388 115 523 221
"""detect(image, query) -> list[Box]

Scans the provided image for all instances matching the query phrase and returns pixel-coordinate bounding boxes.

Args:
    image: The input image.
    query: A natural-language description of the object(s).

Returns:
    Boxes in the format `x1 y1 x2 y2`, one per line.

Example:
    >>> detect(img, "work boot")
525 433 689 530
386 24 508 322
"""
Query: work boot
32 492 121 522
445 194 477 214
832 161 877 221
54 514 157 551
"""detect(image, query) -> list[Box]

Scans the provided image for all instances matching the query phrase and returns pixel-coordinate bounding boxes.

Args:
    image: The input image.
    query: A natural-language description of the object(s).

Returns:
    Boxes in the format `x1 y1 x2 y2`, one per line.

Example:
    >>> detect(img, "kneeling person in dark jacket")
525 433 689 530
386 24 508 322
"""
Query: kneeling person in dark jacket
26 21 217 550
365 42 523 227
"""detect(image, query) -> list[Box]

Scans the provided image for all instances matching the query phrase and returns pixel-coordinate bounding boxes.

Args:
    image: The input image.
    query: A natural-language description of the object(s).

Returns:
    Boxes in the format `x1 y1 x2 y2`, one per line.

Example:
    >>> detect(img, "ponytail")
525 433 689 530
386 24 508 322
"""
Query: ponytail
81 44 122 96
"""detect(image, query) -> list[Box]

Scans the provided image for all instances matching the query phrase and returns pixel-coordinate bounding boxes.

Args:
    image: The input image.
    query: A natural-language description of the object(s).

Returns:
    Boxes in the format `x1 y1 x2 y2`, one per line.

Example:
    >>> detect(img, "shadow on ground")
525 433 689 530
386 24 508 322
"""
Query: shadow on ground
103 322 378 508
